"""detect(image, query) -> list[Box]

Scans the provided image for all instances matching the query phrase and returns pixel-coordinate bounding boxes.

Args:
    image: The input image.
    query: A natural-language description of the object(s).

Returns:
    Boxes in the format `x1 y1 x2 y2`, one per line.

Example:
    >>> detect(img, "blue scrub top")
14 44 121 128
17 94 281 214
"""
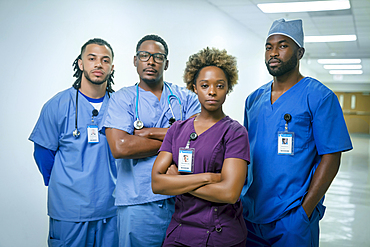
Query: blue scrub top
29 87 117 221
103 82 201 206
241 77 352 224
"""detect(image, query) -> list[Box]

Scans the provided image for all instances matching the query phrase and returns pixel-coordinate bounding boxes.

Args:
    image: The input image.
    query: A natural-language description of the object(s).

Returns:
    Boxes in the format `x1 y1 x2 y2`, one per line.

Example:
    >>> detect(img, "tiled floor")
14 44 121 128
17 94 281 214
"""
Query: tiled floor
320 133 370 247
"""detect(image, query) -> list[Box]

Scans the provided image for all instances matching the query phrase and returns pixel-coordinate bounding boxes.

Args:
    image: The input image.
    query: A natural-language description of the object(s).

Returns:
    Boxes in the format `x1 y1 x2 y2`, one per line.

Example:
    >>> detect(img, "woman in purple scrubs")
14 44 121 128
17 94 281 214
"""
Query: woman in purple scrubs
152 47 250 247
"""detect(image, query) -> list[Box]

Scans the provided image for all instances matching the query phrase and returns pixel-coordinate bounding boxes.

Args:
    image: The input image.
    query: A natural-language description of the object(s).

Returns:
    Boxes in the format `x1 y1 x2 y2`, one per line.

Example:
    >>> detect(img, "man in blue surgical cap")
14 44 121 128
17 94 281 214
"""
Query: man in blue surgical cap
240 18 352 246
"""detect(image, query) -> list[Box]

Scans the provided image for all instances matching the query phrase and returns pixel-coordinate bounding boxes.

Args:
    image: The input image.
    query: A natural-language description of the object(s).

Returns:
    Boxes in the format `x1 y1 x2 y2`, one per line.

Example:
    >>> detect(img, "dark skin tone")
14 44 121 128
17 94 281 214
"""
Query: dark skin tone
265 35 305 104
266 34 342 217
106 40 197 159
152 66 247 204
106 40 170 159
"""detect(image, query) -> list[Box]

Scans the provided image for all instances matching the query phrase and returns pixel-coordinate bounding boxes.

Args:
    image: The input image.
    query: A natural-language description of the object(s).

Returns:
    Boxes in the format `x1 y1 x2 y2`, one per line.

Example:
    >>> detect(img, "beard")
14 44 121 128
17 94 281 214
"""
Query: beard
83 69 110 85
266 53 298 77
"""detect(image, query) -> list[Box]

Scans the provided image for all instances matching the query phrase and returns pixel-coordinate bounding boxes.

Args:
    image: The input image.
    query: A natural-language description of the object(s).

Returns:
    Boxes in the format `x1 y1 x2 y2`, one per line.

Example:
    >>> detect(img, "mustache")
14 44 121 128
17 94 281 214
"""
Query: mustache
143 68 158 73
91 69 105 73
268 58 282 64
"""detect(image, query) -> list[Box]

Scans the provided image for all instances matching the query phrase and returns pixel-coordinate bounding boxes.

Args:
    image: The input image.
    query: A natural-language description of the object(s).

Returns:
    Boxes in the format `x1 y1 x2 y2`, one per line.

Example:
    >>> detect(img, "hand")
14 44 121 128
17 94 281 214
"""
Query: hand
301 202 313 219
166 164 180 175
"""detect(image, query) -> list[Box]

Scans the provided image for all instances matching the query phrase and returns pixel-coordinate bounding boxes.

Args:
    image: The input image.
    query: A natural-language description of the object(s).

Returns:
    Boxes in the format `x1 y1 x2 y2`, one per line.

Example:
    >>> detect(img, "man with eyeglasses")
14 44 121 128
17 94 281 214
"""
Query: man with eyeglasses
102 34 200 247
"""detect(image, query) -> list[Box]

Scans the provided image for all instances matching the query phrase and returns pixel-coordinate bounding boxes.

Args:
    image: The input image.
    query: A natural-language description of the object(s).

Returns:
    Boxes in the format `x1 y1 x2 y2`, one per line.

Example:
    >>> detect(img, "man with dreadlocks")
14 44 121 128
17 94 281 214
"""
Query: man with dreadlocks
29 38 118 246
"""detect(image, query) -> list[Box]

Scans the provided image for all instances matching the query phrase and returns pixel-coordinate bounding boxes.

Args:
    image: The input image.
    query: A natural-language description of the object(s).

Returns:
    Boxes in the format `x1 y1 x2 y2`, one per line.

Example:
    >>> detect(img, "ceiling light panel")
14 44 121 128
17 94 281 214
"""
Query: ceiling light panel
305 35 356 43
257 0 350 13
329 70 363 74
317 59 362 64
324 65 362 69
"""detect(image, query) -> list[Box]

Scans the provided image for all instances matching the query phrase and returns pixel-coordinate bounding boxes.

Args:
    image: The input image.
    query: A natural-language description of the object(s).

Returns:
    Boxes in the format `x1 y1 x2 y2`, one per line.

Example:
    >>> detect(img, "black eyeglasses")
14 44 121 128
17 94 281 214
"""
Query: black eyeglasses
136 51 167 64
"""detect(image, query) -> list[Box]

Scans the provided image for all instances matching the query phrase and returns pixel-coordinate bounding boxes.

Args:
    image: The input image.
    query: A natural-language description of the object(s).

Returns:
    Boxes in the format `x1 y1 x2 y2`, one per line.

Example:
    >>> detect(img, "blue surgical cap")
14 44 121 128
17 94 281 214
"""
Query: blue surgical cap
267 18 304 48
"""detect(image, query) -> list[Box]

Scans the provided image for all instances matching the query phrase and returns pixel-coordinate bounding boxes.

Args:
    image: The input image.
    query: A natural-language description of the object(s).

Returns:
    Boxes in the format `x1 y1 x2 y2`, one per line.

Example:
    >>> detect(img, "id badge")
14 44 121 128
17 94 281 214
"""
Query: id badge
178 148 194 173
87 125 99 143
278 132 294 155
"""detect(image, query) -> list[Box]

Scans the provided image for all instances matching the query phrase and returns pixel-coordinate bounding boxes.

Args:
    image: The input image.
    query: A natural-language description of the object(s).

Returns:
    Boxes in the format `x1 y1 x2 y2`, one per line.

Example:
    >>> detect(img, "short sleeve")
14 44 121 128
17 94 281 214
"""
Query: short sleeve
312 92 352 155
29 96 62 151
224 123 250 163
159 122 177 153
103 89 135 135
243 98 249 130
183 91 201 119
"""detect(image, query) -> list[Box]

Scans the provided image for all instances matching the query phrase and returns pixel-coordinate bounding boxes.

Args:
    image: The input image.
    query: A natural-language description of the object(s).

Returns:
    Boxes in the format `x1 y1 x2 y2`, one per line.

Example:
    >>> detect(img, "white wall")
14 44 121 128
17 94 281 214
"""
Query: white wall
0 1 269 246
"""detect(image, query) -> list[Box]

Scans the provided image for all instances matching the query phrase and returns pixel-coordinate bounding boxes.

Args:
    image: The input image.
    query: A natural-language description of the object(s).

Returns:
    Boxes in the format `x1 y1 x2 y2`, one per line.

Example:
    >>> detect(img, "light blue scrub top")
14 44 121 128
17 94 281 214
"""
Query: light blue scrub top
103 82 200 206
241 77 352 224
29 87 117 221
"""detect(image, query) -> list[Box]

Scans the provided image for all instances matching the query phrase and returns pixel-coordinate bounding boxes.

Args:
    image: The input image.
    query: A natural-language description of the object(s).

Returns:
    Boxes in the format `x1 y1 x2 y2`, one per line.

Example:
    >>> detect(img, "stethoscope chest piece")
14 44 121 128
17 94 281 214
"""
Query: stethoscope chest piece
134 119 144 130
133 82 182 130
73 129 80 138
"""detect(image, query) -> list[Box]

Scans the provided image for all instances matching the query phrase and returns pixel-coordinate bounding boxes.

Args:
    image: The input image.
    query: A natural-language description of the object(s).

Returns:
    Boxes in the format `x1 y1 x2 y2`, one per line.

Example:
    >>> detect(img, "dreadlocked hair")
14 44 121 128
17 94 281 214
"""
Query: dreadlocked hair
72 38 115 93
184 47 238 94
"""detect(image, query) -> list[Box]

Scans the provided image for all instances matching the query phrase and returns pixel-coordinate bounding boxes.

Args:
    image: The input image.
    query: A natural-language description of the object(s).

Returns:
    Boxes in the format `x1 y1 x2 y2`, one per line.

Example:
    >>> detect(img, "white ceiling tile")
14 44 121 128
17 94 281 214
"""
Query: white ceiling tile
351 0 370 8
205 0 370 80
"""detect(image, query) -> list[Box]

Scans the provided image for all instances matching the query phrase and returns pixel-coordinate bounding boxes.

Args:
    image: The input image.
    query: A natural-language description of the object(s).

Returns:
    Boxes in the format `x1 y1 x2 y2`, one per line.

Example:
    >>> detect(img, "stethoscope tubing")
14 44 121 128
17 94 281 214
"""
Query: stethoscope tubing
135 82 182 129
73 89 81 138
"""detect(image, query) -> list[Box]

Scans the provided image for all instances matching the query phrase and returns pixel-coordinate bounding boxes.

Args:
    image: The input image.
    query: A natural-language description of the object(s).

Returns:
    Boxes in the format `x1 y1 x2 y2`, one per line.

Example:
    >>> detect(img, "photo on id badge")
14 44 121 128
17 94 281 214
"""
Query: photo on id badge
88 125 99 143
178 148 194 173
278 132 294 155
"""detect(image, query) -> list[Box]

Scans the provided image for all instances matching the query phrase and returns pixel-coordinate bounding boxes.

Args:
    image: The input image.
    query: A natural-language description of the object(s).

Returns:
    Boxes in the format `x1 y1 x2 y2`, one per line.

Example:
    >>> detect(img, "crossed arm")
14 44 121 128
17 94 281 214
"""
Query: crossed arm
302 152 342 217
105 114 199 160
151 151 248 204
105 127 168 159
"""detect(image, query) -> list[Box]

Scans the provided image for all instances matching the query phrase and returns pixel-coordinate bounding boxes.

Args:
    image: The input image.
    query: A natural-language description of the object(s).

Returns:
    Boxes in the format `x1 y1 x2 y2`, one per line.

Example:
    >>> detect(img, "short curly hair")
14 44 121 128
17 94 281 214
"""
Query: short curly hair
136 34 169 56
184 47 238 93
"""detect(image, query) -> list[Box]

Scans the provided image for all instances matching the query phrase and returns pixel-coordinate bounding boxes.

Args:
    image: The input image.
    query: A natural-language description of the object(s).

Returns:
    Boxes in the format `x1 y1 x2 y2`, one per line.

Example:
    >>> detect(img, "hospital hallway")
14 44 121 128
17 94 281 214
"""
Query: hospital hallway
319 133 370 247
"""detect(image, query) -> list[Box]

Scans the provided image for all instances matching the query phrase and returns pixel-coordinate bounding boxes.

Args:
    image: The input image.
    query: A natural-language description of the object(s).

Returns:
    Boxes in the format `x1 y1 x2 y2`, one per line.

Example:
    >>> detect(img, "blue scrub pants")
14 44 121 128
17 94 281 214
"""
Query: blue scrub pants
245 203 325 247
117 198 175 247
48 216 118 247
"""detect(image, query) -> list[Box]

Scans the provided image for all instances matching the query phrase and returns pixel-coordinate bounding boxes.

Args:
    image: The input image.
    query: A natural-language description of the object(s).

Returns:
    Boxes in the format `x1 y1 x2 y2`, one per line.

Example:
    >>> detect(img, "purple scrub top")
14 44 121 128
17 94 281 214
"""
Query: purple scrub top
160 116 250 247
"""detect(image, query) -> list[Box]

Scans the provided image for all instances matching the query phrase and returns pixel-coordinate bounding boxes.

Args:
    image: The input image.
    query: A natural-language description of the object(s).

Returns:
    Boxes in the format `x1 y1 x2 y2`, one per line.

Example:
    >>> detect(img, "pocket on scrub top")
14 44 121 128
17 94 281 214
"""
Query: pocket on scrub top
279 114 311 151
166 222 181 238
48 237 65 247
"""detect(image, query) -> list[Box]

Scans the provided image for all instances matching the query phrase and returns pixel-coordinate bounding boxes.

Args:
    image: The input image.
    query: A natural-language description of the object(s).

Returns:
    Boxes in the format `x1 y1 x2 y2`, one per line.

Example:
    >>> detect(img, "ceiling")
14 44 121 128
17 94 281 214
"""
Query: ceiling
206 0 370 86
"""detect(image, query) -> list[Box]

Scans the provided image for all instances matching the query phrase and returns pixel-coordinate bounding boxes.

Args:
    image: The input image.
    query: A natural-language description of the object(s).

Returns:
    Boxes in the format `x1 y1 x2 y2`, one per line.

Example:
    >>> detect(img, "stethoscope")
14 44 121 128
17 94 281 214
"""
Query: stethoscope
73 89 100 138
134 82 182 130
